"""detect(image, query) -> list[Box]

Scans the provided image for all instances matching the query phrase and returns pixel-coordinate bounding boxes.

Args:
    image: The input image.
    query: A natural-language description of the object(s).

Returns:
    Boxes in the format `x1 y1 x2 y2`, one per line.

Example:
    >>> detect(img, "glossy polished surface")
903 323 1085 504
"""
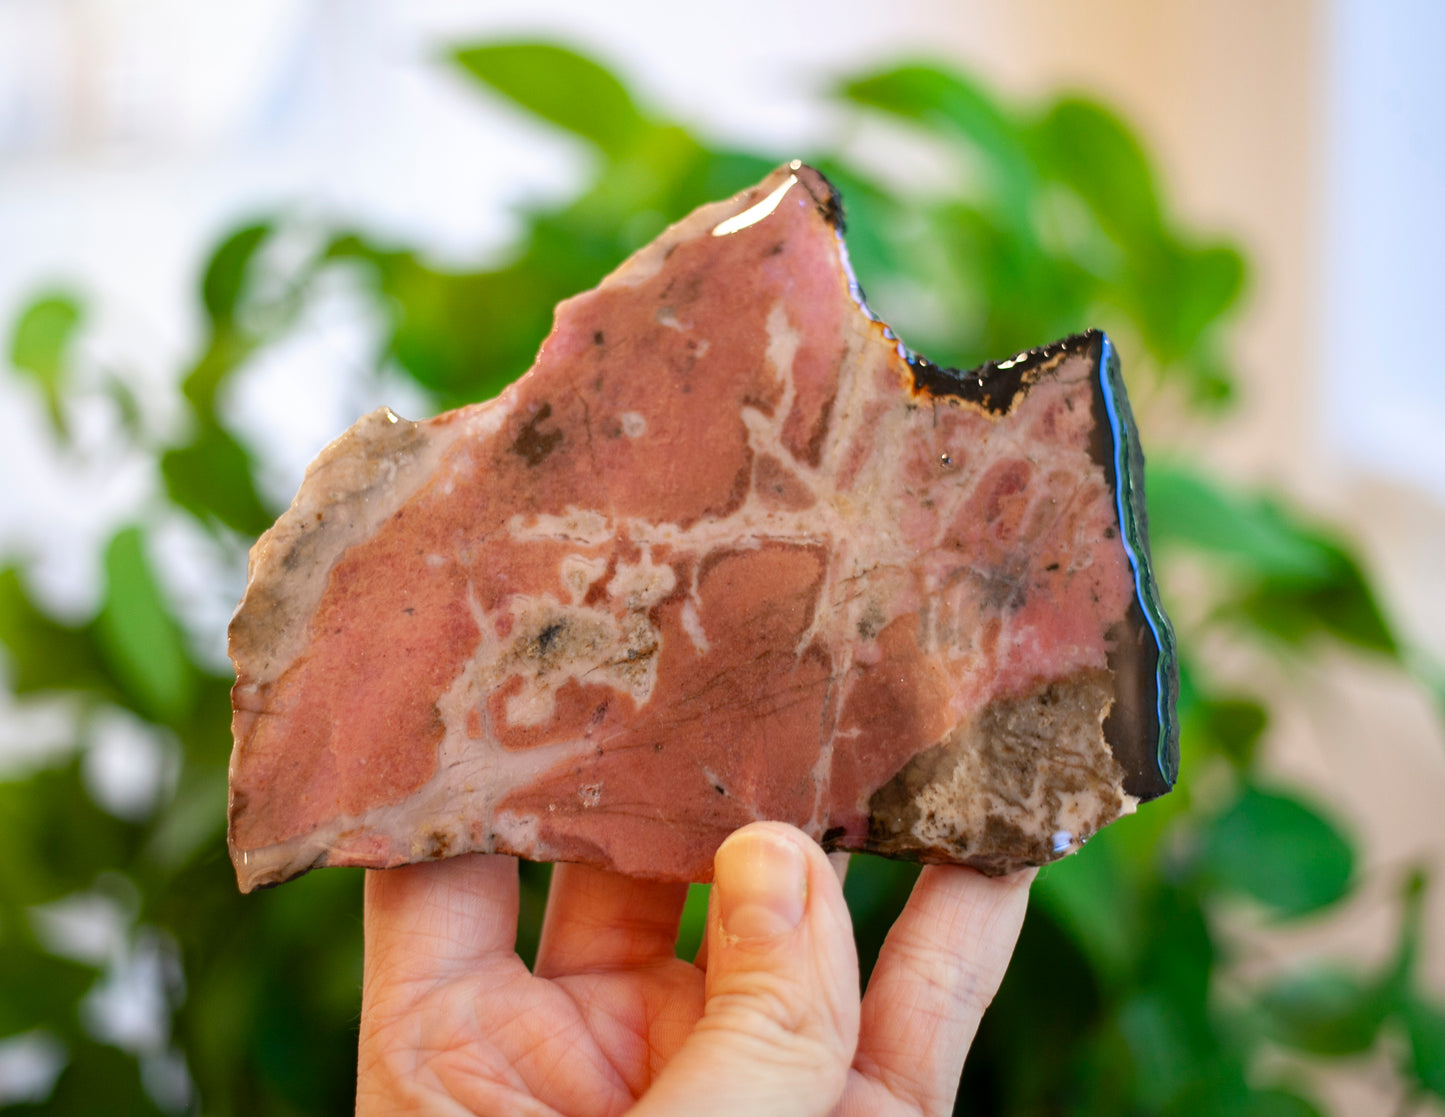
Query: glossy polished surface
226 164 1177 892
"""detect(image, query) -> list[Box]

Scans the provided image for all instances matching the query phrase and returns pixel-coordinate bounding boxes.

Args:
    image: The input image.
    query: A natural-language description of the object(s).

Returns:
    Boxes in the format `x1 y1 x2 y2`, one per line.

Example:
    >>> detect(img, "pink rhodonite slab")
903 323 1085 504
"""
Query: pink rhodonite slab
227 163 1178 893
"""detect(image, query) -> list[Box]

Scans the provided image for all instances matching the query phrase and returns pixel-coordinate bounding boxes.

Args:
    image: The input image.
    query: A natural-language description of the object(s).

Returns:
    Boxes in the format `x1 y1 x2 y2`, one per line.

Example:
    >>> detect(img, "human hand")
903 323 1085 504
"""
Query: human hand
357 821 1033 1116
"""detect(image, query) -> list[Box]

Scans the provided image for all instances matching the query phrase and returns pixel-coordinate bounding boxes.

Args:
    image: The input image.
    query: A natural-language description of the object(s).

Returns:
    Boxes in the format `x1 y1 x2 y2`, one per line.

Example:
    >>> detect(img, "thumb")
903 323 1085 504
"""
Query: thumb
633 822 860 1117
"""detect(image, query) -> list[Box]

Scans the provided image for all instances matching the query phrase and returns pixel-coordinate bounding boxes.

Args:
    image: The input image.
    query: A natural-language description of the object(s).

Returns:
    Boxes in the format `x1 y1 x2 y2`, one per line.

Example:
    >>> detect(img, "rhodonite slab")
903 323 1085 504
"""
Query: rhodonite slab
227 163 1178 893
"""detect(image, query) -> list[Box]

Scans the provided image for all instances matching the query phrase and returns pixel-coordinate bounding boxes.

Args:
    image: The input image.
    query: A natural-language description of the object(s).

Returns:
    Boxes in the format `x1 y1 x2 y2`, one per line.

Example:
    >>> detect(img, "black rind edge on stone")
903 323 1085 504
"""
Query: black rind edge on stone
1087 331 1180 799
906 332 1097 414
792 161 846 233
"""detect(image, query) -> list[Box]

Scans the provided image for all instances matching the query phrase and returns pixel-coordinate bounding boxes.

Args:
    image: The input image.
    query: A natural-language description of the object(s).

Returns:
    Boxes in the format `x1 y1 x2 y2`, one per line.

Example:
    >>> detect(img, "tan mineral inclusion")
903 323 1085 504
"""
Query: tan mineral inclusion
227 163 1178 893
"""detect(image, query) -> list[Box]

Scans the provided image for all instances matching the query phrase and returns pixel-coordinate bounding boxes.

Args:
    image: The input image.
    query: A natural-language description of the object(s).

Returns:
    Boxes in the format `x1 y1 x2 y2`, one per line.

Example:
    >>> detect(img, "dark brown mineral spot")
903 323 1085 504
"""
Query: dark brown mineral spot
512 401 563 466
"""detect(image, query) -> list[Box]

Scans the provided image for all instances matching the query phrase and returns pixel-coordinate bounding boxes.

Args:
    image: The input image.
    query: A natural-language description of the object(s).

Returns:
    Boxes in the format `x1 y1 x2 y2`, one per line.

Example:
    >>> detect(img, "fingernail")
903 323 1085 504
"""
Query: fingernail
715 829 807 940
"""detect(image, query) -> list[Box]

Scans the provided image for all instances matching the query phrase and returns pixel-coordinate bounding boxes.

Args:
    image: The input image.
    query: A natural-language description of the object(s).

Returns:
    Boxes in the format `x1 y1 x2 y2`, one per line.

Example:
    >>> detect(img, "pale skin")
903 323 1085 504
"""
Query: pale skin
358 821 1034 1116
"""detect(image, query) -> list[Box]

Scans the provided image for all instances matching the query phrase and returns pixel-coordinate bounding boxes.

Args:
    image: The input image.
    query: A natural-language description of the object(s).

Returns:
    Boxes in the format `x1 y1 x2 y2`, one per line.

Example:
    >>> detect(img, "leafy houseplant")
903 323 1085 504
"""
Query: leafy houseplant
2 41 1441 1116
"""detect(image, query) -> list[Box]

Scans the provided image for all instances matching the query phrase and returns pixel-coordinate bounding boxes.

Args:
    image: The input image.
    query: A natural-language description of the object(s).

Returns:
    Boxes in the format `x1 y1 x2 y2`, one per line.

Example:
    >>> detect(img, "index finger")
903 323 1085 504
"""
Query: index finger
850 865 1033 1115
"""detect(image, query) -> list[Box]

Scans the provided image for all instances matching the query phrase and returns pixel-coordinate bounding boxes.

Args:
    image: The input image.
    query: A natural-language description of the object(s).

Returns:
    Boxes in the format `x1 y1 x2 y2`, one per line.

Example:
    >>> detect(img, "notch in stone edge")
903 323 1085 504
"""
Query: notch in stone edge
904 332 1100 414
813 181 1178 794
762 176 1181 796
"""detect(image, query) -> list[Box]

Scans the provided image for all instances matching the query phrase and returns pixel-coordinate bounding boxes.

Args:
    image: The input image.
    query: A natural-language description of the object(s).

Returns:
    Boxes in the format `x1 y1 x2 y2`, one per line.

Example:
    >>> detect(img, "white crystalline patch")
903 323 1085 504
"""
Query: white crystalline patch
507 507 614 546
680 597 711 655
560 554 609 604
765 303 801 390
620 411 647 438
491 810 542 852
731 302 814 495
505 685 559 728
468 560 673 733
655 307 689 331
607 551 677 605
740 405 779 448
235 704 599 886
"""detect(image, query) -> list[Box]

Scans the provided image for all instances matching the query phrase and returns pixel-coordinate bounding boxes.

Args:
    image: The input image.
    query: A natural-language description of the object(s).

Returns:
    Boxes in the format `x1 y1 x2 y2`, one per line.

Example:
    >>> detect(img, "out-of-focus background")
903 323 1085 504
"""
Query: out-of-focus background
1 1 1441 1114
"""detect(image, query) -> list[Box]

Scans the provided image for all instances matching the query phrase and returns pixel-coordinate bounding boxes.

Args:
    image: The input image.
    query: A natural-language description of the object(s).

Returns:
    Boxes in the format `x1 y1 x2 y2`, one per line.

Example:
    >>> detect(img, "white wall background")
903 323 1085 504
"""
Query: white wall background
1326 0 1445 490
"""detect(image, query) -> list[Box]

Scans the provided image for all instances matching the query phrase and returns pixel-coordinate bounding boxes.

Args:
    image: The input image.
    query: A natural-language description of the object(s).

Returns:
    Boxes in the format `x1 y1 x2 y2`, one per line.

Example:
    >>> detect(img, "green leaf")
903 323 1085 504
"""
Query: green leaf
1139 886 1215 1017
201 223 270 328
676 150 785 214
9 292 83 436
1146 465 1335 580
1033 835 1138 984
1174 650 1203 719
452 42 652 156
839 64 1032 198
180 326 255 425
103 371 148 441
844 855 920 989
1240 1089 1327 1117
185 223 278 433
0 938 97 1038
1183 694 1268 771
1406 648 1445 725
1200 786 1355 916
1173 242 1246 350
961 902 1106 1110
805 159 902 277
1117 992 1196 1109
0 759 141 905
144 768 228 871
1147 467 1399 656
1256 966 1390 1055
9 293 81 389
675 882 709 962
94 526 196 725
0 568 112 696
1116 237 1246 377
41 1037 167 1116
161 421 273 536
1180 351 1238 411
1403 996 1445 1098
1027 97 1164 249
515 859 551 972
1240 538 1398 656
1381 867 1428 999
924 198 1091 363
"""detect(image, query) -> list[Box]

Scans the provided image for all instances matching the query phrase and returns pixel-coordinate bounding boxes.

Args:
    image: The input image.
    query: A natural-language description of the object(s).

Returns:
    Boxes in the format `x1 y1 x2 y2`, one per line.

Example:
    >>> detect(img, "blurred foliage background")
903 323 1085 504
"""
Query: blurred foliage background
2 40 1443 1116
